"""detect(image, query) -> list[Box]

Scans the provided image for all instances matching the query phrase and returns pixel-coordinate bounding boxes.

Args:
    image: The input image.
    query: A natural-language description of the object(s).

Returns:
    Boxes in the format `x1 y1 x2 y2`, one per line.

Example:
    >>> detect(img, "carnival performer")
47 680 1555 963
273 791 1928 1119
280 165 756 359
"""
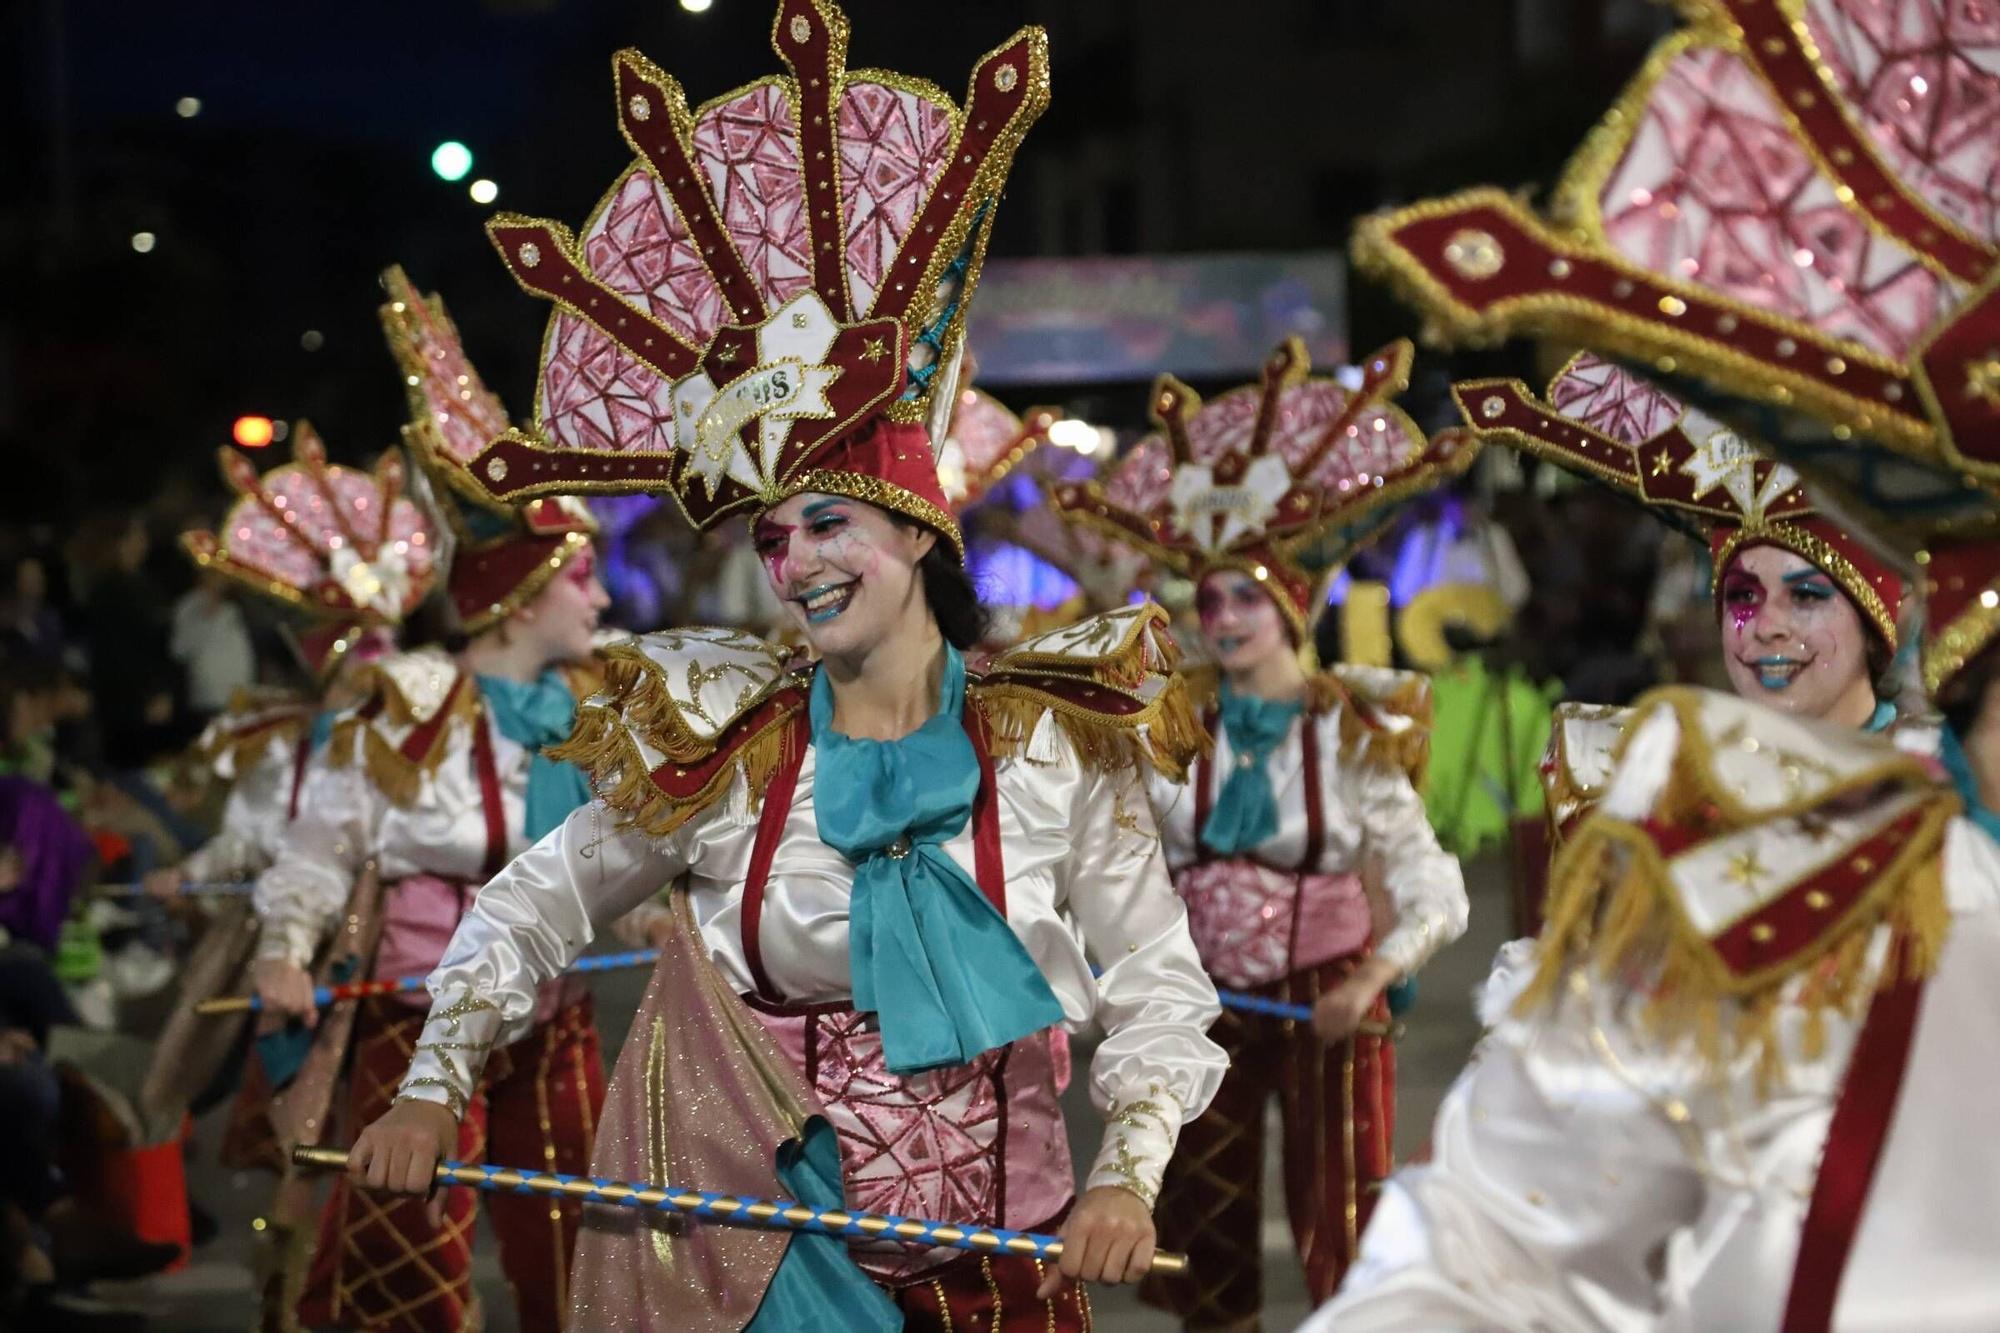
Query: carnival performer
341 6 1226 1329
245 267 611 1333
1306 0 2000 1323
1052 337 1475 1325
1444 355 1916 883
134 431 440 1325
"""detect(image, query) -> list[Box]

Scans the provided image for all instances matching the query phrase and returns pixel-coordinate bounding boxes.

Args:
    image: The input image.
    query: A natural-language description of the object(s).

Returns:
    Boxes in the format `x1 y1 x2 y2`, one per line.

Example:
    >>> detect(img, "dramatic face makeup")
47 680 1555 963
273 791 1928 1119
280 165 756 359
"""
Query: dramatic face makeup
521 542 608 666
1718 544 1873 720
1195 569 1292 675
754 492 932 656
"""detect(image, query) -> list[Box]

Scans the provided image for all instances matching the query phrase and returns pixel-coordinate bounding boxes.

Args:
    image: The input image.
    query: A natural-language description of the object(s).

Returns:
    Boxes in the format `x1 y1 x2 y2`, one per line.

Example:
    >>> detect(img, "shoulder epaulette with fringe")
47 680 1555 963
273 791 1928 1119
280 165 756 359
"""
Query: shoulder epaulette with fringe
971 602 1205 782
1317 664 1433 790
196 687 313 781
1520 686 1959 1086
550 628 801 838
326 648 482 807
1541 701 1632 841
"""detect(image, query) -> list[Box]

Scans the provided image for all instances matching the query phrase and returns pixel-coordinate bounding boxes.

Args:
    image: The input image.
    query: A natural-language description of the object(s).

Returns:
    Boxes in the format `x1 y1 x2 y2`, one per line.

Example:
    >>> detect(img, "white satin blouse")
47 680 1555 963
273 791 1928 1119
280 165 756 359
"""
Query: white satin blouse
1149 705 1468 977
1310 818 2000 1332
182 730 304 887
253 716 533 966
399 711 1227 1205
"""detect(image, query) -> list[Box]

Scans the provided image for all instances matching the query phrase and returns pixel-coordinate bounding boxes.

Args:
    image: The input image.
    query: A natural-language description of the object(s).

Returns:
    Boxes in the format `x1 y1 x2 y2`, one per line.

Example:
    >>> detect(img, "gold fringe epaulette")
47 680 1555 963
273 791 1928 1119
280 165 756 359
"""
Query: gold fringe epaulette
973 603 1207 782
196 688 313 780
547 629 799 838
325 650 480 808
1322 664 1433 790
1516 687 1958 1087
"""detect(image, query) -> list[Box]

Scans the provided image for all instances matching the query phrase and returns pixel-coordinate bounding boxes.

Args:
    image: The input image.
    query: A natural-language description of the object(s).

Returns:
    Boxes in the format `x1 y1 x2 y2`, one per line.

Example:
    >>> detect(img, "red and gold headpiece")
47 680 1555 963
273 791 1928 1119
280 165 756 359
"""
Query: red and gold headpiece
181 426 441 677
1052 338 1480 645
1458 352 1905 649
1918 526 2000 697
453 0 1049 559
378 266 596 636
937 383 1057 515
1352 0 2000 499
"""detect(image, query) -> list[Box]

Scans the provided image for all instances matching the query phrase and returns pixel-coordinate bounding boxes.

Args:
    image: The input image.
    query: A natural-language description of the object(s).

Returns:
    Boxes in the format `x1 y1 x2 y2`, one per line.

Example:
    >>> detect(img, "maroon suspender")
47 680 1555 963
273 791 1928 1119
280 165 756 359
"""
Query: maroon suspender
470 709 508 880
739 701 1007 1002
740 711 810 1000
1779 951 1929 1332
1297 714 1325 874
287 729 314 822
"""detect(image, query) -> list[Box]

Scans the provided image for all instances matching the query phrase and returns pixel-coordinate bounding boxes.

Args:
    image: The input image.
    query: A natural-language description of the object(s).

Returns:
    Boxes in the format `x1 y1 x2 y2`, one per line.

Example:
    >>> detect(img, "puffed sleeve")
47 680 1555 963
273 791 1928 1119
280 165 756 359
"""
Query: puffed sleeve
395 800 690 1118
1055 738 1225 1207
1304 941 1705 1331
252 757 376 966
1342 734 1469 976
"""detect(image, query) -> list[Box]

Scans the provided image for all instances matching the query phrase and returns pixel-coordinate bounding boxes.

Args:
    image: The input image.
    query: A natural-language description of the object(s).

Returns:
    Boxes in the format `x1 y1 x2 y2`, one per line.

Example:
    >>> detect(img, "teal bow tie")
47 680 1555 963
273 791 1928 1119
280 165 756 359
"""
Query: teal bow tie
809 644 1063 1074
476 671 591 844
1200 681 1303 858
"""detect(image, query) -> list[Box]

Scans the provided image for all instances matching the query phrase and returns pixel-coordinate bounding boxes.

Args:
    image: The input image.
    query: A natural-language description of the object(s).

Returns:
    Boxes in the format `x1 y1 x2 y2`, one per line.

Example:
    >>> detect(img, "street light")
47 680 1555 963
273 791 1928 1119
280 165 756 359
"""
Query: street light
681 0 714 11
130 232 157 253
233 416 276 449
175 97 201 118
468 178 499 205
431 141 473 182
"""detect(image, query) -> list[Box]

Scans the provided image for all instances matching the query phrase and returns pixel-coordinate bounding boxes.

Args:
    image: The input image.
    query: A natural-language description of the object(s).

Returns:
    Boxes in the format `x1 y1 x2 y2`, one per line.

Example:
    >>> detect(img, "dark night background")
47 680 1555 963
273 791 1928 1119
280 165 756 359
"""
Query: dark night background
2 0 1669 523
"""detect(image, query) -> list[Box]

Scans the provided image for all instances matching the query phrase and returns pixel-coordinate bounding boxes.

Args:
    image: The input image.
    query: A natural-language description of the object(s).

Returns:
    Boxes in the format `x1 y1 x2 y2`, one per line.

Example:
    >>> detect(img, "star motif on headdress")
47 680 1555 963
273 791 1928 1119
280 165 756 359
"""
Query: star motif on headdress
1725 848 1768 892
1966 349 2000 410
861 337 887 363
1677 422 1759 510
1651 448 1672 477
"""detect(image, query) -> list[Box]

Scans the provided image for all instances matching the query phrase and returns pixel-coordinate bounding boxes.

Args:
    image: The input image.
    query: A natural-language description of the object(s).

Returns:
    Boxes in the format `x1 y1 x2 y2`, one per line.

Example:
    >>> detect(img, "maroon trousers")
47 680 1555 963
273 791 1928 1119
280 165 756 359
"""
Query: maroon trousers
1141 957 1394 1327
894 1250 1093 1331
296 995 605 1332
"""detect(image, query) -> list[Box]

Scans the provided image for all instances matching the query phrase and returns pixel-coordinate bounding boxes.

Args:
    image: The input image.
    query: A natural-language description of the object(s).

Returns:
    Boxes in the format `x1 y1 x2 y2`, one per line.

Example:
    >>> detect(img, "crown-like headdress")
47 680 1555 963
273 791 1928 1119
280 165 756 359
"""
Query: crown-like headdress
1351 0 2000 519
378 265 596 635
1052 338 1481 643
181 425 441 676
457 0 1049 559
1459 352 1905 648
937 382 1057 513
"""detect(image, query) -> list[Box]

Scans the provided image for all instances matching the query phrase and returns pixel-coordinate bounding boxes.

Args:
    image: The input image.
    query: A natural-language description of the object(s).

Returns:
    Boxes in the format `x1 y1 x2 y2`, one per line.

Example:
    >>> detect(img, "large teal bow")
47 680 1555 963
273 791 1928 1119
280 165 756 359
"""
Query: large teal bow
1199 680 1303 857
477 671 592 843
810 644 1063 1074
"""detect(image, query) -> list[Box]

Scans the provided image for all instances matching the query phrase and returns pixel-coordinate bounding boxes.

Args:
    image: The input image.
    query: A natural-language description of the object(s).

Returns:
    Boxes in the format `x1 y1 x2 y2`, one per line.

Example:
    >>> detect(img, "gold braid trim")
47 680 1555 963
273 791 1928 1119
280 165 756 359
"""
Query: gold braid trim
1320 668 1434 791
1516 750 1957 1089
547 679 802 839
324 666 483 808
973 671 1206 784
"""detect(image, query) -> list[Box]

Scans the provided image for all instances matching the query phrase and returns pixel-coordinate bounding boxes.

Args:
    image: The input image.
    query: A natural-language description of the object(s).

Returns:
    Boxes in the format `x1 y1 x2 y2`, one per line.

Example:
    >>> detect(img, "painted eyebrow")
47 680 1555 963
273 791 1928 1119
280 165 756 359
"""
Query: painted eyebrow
1781 568 1835 586
801 499 850 520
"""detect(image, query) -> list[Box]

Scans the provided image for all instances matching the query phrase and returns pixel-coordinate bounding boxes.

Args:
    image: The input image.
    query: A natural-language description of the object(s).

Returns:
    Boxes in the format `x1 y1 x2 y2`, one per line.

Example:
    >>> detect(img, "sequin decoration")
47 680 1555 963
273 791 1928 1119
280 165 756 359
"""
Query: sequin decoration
1548 353 1685 443
838 81 954 315
538 312 680 456
692 84 814 310
1593 45 1955 360
1805 0 2000 246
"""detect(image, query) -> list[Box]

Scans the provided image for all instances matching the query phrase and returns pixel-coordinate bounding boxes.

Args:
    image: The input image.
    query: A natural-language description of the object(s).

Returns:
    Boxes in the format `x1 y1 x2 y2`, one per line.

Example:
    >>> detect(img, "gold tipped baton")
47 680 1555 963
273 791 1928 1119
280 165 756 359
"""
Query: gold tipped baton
292 1145 1188 1275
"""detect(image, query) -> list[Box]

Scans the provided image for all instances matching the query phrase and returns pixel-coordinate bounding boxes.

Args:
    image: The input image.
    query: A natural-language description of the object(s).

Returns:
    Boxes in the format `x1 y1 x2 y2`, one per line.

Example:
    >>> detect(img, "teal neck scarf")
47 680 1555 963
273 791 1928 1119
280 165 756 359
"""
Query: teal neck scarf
809 644 1063 1075
476 671 592 844
1200 679 1304 857
1941 725 2000 848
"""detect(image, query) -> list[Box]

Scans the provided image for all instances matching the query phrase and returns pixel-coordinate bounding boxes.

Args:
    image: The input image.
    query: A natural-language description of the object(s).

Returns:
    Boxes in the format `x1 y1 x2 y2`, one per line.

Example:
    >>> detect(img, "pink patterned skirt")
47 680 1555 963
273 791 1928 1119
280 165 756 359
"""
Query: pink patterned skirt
748 999 1074 1285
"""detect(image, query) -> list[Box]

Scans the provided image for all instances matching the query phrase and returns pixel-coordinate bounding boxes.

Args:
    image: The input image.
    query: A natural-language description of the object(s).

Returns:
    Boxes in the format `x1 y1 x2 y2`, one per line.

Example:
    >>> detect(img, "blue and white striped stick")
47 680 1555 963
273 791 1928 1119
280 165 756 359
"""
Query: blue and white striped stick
195 948 664 1015
291 1145 1189 1274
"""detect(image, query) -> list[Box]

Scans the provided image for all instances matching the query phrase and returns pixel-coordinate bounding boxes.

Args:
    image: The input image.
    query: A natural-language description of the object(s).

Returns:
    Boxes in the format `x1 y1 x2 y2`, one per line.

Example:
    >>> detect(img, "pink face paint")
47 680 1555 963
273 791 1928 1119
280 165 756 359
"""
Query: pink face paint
1718 545 1871 717
563 547 597 588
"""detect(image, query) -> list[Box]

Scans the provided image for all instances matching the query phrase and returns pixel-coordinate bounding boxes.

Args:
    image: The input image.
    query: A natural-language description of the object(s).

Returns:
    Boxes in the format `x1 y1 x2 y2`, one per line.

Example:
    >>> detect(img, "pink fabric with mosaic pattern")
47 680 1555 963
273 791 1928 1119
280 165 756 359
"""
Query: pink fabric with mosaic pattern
752 1006 1072 1283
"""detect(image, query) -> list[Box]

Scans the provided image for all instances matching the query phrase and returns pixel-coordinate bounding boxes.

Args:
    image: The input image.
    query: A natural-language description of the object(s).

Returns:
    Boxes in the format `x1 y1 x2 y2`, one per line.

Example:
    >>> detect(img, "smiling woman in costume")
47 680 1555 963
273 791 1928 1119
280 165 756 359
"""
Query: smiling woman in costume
244 269 612 1333
1054 338 1475 1328
344 7 1224 1330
